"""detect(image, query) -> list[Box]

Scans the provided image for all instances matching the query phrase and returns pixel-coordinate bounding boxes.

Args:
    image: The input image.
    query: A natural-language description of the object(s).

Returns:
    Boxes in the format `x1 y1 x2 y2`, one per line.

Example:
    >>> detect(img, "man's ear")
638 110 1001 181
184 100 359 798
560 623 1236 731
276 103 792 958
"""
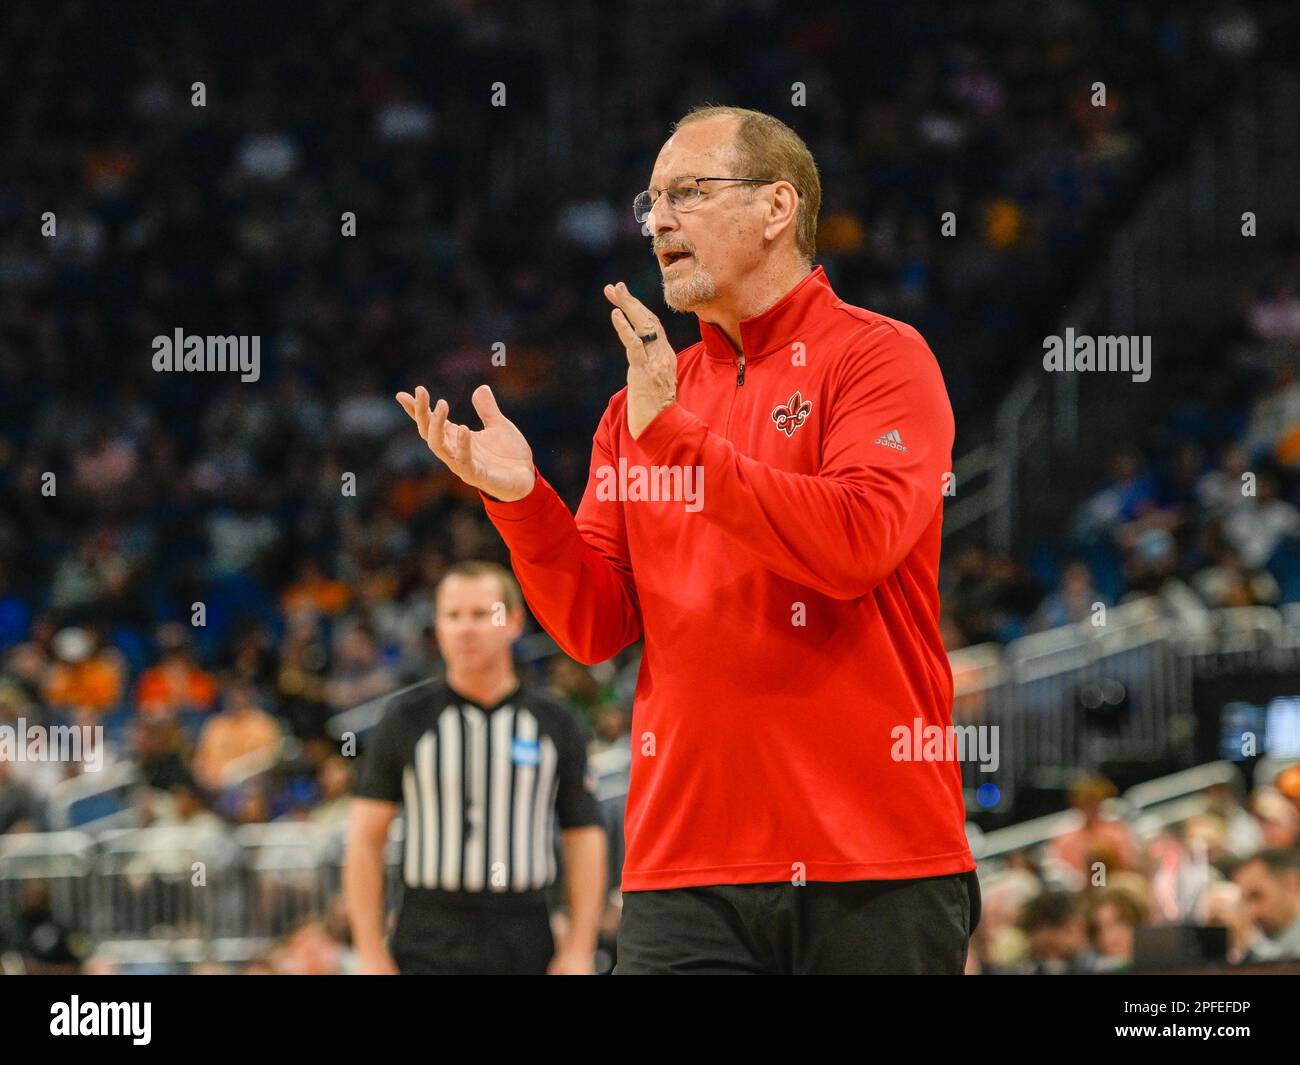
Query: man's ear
764 181 799 243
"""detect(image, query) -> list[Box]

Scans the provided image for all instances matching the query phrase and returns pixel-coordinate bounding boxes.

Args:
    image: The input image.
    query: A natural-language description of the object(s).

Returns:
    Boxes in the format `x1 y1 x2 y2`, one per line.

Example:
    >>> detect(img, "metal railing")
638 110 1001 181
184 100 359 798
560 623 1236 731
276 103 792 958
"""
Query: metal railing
48 763 140 832
0 805 617 965
950 600 1299 814
974 760 1242 869
0 831 95 932
3 756 1263 965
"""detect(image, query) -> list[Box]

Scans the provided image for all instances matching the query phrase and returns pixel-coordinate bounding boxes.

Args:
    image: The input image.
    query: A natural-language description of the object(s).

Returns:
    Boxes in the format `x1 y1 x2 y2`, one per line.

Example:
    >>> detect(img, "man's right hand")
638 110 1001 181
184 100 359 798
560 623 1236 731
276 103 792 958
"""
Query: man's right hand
396 383 536 502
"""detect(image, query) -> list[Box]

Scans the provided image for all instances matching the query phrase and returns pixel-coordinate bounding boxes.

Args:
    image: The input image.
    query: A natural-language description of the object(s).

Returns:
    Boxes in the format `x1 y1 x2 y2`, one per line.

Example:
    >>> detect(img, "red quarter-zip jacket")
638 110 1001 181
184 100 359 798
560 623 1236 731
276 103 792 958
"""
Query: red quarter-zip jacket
481 264 974 890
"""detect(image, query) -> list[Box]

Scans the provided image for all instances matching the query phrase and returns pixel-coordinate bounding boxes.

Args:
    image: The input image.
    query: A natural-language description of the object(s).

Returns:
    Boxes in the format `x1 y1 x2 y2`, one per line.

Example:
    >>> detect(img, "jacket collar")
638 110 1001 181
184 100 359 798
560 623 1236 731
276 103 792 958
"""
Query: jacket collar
698 264 836 363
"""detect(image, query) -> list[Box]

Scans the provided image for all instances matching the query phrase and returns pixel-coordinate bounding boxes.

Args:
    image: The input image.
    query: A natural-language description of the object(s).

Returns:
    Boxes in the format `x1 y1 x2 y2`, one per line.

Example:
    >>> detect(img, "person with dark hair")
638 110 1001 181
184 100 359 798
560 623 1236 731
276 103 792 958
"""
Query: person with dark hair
133 715 191 792
324 623 398 713
0 881 83 973
134 622 219 719
0 757 43 834
1086 886 1147 971
1231 848 1300 960
1017 890 1101 974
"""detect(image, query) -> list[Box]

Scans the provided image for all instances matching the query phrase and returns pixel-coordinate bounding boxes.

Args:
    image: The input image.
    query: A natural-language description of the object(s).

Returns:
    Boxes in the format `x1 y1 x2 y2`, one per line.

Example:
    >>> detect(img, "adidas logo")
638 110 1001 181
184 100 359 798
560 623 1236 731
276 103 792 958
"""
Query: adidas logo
874 428 907 452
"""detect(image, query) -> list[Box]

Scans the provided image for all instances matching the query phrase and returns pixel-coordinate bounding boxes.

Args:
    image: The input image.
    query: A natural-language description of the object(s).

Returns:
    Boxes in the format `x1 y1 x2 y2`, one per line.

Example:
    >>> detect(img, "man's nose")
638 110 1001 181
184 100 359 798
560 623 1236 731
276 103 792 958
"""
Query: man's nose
648 198 679 236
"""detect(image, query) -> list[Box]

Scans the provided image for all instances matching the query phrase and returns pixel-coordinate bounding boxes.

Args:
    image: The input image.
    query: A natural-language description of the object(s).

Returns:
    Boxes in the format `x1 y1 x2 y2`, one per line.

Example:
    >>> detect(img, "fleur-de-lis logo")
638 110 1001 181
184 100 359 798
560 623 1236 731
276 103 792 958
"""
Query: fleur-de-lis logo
771 391 812 437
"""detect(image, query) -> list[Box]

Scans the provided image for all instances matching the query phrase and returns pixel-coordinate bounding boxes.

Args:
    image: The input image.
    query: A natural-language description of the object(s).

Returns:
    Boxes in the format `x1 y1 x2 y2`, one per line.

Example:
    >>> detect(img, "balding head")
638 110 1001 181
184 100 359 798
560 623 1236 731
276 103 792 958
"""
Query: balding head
643 106 817 316
671 106 820 261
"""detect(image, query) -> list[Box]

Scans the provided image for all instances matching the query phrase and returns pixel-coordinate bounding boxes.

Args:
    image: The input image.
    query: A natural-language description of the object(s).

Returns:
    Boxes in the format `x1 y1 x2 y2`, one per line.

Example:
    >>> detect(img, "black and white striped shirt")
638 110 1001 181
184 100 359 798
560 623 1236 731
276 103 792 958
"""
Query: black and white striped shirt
355 679 601 895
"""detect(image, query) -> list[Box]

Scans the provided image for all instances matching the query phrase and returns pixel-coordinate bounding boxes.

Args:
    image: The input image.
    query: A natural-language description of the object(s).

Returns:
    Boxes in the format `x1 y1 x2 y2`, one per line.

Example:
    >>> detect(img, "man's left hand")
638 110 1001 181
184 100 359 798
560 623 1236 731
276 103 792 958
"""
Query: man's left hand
604 281 678 439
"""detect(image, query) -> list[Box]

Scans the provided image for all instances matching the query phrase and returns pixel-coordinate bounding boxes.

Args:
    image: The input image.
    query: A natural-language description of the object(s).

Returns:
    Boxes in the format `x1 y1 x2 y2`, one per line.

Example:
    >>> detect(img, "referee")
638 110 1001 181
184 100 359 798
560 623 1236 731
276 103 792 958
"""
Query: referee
397 106 979 974
344 561 607 975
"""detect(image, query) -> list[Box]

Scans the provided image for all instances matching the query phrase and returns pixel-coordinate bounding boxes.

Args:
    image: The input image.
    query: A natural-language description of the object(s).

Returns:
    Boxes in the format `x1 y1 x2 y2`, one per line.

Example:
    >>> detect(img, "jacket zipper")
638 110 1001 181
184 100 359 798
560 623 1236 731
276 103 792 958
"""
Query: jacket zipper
723 349 745 437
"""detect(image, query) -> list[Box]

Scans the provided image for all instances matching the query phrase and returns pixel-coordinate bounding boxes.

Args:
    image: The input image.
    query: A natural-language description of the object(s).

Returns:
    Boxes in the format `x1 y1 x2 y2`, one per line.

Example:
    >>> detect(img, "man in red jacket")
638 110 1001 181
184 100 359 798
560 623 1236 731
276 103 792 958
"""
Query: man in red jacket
398 105 979 974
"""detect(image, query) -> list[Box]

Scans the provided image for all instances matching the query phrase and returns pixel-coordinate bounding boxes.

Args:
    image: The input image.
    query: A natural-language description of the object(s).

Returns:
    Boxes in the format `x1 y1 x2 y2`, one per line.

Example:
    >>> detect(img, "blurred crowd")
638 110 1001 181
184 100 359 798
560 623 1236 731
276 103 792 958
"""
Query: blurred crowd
969 768 1300 973
942 249 1300 648
0 616 636 833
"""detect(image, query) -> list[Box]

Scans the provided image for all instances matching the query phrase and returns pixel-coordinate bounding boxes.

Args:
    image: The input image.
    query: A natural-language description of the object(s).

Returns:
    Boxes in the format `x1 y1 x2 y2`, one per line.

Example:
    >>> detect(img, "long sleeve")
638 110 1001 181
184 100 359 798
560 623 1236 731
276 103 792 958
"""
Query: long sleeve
633 331 954 600
480 407 642 665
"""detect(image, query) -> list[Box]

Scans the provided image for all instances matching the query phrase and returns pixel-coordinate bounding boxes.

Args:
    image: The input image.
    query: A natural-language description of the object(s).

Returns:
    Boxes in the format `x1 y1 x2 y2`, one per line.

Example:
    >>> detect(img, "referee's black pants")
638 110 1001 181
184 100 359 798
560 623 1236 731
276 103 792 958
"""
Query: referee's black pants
613 870 980 975
390 889 554 975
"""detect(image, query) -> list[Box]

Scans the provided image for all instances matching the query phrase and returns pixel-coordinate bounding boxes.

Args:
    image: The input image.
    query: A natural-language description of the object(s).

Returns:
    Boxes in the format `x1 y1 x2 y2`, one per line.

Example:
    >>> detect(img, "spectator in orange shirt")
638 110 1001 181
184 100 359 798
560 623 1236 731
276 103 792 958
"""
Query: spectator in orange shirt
280 559 351 616
134 623 219 719
42 626 124 717
192 681 283 792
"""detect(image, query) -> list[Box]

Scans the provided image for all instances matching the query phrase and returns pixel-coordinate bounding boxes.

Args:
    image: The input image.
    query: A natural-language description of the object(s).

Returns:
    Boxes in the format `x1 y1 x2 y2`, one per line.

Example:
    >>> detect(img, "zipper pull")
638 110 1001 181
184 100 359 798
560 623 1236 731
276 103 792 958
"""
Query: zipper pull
737 352 746 386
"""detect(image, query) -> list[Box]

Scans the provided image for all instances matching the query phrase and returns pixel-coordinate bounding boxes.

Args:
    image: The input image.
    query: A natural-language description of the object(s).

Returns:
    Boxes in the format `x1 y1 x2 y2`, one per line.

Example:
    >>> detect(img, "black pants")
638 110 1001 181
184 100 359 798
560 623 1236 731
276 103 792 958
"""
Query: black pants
390 890 555 975
614 870 981 975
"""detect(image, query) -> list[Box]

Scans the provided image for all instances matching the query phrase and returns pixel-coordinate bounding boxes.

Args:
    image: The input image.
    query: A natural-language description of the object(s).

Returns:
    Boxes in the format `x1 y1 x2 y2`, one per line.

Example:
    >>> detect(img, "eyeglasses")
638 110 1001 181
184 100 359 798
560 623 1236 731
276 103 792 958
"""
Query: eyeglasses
633 177 784 224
